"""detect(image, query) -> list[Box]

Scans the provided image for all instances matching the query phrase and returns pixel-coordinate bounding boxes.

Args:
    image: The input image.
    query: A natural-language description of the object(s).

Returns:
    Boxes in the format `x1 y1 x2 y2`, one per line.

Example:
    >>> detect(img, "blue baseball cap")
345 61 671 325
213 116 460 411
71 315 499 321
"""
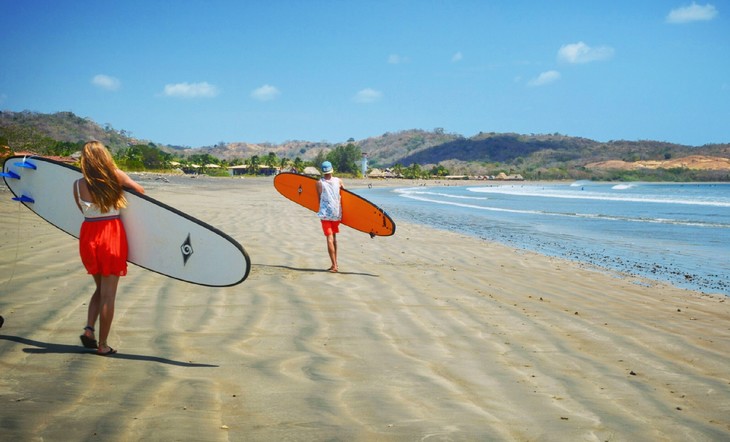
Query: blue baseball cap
321 161 333 173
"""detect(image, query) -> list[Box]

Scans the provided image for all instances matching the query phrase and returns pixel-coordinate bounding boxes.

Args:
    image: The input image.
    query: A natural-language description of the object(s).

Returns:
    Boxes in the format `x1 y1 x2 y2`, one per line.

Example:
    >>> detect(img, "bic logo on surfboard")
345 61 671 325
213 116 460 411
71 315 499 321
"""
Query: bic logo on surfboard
180 233 194 265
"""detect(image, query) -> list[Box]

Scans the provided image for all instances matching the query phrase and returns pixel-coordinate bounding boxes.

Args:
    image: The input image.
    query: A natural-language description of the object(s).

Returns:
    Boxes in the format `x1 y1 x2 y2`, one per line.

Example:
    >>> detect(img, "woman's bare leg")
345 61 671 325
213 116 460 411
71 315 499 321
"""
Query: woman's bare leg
97 274 120 353
83 275 102 340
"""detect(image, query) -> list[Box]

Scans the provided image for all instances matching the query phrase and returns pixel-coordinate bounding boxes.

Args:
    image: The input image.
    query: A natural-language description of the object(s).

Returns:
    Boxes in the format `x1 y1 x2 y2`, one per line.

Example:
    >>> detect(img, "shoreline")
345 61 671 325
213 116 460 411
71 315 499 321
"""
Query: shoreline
5 173 726 297
129 174 730 296
1 174 729 440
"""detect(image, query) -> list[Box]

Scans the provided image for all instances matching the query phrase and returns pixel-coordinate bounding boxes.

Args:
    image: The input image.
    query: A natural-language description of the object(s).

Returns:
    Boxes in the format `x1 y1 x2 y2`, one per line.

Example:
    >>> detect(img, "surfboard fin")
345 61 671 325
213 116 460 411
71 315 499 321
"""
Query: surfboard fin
14 160 37 170
12 195 34 204
0 170 20 179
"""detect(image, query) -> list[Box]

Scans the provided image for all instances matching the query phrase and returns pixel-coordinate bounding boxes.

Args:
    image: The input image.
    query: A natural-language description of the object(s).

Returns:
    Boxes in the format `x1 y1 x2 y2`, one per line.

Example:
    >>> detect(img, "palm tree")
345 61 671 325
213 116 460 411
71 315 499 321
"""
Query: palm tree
393 163 404 177
248 155 260 175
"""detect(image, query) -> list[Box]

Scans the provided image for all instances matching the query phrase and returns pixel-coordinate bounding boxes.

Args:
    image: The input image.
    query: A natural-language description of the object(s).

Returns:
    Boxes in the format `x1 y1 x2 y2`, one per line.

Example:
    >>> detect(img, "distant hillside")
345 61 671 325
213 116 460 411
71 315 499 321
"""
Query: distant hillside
1 110 728 180
197 129 461 164
586 155 730 171
395 132 729 167
193 129 730 175
0 110 138 152
200 140 333 162
356 129 461 165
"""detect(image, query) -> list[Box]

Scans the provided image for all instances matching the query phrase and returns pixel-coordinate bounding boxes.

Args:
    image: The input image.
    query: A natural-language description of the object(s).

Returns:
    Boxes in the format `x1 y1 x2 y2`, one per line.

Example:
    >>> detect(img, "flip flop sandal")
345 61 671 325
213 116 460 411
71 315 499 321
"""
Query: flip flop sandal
80 334 98 349
97 347 117 356
80 326 97 349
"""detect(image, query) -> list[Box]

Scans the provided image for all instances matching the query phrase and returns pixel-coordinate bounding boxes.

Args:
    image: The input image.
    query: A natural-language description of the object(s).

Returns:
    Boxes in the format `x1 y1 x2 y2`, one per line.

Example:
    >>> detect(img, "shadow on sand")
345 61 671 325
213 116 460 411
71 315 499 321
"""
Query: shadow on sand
0 334 218 367
255 264 379 277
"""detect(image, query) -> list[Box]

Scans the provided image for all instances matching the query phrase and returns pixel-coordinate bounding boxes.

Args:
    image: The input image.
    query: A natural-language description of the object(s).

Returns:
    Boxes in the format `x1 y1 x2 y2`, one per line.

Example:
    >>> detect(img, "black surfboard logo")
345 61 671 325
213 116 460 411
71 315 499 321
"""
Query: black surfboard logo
180 233 193 265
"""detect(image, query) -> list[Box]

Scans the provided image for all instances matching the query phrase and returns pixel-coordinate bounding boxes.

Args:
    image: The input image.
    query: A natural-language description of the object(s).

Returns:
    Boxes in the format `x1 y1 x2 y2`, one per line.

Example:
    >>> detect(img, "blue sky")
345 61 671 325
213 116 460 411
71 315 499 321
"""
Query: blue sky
1 1 728 147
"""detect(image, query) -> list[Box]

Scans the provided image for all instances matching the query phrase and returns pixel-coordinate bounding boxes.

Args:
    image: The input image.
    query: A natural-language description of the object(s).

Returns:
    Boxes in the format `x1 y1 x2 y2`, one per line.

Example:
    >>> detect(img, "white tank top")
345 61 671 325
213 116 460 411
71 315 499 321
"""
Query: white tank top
317 177 342 221
76 179 120 219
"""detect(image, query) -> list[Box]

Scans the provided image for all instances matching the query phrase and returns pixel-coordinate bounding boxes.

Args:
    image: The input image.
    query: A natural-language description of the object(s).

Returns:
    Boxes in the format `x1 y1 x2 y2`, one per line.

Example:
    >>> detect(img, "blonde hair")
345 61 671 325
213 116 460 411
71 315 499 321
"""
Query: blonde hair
80 141 127 212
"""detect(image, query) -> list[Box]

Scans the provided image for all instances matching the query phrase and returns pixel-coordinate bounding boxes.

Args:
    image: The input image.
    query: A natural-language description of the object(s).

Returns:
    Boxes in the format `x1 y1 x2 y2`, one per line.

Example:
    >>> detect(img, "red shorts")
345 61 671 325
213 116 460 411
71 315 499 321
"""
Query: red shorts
79 217 128 276
320 220 340 236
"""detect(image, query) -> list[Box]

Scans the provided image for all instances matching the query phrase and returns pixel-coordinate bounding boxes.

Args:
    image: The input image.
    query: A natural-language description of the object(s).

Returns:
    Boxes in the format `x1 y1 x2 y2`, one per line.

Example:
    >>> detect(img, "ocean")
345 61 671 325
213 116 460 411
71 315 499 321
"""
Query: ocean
359 181 730 296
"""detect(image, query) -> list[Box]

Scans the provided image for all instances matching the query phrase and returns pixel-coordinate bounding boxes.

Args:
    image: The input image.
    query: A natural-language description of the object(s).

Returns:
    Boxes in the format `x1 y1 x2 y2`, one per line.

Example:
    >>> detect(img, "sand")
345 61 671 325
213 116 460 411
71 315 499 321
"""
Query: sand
1 175 728 441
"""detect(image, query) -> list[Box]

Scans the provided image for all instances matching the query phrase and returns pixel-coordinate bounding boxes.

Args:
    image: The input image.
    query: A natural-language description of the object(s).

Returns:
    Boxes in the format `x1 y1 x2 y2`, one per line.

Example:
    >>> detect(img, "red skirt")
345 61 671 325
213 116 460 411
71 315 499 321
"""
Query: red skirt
79 216 128 276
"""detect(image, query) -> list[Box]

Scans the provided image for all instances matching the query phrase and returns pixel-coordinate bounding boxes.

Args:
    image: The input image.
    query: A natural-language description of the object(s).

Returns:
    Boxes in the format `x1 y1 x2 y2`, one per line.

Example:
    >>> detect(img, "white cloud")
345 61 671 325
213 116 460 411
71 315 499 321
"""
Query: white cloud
666 2 718 23
92 74 121 91
353 88 382 103
251 84 281 101
558 42 614 64
528 70 561 87
163 82 219 98
388 54 409 64
452 51 463 62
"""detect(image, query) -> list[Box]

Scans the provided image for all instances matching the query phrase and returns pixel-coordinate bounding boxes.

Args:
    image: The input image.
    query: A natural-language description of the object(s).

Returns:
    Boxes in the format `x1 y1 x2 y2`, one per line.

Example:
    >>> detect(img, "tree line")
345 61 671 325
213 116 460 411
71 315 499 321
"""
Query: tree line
6 137 724 182
0 137 378 177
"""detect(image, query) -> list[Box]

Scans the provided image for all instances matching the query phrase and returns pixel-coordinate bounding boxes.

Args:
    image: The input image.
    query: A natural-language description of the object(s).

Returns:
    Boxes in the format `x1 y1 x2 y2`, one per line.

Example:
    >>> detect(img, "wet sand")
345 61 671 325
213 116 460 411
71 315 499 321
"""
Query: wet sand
1 175 729 441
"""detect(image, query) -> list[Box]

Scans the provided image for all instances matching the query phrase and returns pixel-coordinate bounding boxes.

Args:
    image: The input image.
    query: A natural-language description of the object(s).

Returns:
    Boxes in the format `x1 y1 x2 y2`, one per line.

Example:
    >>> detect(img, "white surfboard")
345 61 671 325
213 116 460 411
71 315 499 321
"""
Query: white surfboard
2 155 250 287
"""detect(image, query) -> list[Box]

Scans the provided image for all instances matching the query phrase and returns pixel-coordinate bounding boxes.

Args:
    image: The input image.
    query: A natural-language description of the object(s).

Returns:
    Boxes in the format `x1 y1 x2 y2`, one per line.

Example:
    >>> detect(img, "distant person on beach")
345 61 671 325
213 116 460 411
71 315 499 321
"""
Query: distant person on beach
316 161 343 272
73 141 144 356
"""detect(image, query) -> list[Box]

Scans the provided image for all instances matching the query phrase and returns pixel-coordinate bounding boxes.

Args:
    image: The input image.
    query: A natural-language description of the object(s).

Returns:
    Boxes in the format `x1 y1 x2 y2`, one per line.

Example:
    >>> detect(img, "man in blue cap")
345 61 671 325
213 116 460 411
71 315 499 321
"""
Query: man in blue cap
316 161 344 272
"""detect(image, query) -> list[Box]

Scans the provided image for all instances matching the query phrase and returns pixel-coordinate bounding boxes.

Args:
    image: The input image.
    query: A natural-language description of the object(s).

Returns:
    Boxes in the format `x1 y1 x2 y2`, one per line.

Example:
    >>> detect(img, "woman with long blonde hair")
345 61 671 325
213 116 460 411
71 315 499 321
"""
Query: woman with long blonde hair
74 141 144 355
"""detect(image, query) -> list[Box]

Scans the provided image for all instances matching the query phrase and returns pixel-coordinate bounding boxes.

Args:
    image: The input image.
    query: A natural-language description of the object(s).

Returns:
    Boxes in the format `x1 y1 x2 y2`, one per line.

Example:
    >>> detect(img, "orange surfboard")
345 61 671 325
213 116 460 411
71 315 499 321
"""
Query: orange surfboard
273 172 396 237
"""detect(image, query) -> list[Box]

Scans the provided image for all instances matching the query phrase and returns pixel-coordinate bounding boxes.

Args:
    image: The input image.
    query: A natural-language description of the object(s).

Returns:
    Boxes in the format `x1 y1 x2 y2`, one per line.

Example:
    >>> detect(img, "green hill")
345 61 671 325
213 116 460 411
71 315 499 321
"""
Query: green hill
0 110 135 153
2 110 728 180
